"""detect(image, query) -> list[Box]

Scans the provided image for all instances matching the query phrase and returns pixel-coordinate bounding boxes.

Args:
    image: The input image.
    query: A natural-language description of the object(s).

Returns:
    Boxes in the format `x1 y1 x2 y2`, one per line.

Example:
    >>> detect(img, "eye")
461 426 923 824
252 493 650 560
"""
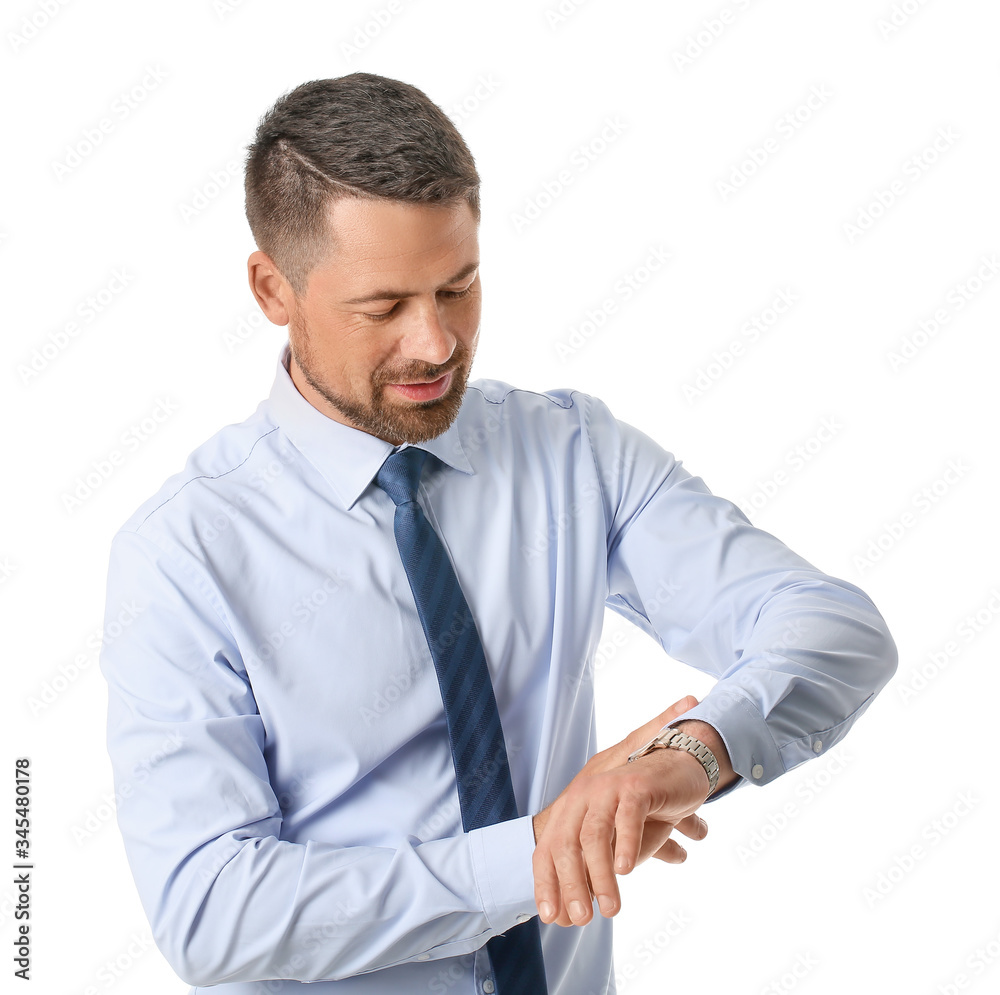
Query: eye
362 285 476 322
440 285 475 300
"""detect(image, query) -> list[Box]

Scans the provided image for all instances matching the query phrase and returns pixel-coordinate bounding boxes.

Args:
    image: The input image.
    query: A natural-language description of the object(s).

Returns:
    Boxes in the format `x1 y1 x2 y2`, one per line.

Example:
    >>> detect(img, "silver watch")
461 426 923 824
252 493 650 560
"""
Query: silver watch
627 726 720 797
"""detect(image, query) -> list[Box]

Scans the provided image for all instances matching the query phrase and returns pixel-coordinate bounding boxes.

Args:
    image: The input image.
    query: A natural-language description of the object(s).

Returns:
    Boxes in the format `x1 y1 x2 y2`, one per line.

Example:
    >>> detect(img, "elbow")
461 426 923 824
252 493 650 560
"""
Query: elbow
153 912 246 989
873 615 899 693
155 929 222 989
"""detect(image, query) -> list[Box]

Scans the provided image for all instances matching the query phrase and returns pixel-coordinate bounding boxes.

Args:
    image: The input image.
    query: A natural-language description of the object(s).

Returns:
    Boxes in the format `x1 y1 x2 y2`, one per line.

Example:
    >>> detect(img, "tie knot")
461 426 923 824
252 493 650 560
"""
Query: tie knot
376 446 431 507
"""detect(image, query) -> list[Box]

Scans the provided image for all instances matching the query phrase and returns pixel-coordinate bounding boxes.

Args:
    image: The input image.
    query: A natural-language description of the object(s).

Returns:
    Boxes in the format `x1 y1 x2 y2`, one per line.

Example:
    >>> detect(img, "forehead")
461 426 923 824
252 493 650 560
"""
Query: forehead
315 197 479 297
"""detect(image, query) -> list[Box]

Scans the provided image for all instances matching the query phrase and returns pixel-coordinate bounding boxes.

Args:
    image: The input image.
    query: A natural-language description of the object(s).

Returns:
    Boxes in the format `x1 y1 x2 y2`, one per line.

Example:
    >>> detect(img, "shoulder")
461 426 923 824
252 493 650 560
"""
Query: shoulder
462 378 606 423
113 403 285 539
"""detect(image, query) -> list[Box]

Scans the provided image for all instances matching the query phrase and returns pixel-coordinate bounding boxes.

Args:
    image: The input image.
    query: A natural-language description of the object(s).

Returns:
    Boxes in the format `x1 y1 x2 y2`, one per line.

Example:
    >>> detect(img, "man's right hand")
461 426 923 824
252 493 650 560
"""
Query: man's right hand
530 695 709 916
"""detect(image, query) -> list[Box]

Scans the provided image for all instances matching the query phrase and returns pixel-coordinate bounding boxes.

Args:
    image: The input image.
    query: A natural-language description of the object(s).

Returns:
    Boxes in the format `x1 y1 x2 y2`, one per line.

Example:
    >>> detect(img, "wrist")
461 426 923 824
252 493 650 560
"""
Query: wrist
668 719 738 797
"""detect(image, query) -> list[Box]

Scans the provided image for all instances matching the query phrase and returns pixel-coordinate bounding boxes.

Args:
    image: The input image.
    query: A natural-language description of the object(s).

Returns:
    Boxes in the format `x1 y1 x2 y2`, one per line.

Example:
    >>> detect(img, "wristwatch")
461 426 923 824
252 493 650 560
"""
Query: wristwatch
627 726 720 797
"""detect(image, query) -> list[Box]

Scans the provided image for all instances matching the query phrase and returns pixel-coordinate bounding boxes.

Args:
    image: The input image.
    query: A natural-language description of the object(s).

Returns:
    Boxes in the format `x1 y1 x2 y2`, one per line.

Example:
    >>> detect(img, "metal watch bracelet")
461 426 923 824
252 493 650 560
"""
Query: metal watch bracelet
626 727 721 797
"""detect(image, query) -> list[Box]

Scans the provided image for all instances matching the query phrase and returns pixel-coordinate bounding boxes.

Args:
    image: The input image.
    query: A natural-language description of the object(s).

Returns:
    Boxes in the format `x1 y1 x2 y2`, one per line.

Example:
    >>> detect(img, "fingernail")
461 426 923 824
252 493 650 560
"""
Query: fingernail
677 846 688 860
598 895 616 916
615 855 630 874
538 901 554 922
569 900 587 921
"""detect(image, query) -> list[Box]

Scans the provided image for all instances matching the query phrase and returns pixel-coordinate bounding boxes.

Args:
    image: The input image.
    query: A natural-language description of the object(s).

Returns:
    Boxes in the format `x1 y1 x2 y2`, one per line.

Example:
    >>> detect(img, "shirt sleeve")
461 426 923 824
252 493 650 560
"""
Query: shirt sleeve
99 527 538 988
583 392 898 803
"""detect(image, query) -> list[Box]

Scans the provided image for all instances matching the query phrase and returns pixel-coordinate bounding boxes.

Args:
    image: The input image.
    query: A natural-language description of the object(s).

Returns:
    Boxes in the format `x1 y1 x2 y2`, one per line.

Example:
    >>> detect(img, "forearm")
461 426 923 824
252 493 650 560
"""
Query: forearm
132 815 535 986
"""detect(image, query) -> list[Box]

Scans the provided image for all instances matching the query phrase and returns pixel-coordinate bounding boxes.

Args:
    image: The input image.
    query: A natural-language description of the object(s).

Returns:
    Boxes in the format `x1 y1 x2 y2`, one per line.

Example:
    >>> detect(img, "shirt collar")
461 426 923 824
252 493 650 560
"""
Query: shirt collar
265 341 474 510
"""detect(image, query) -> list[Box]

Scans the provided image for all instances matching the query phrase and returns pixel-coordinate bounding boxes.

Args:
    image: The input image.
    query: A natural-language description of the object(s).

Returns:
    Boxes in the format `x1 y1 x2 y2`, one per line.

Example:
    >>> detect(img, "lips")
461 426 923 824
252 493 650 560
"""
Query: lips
388 371 452 401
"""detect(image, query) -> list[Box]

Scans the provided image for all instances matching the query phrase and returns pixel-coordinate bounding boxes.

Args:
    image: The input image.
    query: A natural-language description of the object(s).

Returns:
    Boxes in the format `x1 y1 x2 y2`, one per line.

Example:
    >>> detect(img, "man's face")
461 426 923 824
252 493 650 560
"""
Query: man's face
283 197 481 447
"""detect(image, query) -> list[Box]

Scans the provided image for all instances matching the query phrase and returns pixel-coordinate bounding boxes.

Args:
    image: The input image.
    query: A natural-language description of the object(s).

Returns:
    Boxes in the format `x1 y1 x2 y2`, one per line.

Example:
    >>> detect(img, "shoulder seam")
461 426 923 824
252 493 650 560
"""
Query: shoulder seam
466 382 587 410
133 425 282 533
578 392 609 541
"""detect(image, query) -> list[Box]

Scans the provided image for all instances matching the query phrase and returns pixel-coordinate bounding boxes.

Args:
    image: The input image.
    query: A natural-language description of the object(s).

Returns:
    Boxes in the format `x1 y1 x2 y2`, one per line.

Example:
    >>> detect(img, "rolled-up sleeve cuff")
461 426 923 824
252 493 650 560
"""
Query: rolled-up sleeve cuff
666 688 785 802
468 814 538 933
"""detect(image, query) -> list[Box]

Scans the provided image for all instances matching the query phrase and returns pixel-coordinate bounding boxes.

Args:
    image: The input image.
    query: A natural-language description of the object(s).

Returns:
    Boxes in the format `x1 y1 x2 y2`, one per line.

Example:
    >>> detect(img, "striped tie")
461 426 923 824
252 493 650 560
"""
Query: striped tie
376 445 548 994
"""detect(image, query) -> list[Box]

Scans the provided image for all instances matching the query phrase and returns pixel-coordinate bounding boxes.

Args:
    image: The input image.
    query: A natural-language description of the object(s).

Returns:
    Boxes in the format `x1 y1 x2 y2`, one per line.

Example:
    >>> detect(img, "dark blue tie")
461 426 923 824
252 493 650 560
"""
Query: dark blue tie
376 445 548 995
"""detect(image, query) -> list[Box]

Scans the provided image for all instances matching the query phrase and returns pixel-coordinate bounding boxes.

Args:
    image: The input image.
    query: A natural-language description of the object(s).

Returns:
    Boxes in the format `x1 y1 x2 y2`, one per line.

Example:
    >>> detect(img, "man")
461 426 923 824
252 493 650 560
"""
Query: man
99 72 897 994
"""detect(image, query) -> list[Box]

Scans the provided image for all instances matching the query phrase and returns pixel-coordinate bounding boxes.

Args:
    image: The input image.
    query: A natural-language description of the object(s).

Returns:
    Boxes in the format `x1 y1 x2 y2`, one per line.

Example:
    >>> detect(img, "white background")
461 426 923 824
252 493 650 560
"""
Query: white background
3 1 999 993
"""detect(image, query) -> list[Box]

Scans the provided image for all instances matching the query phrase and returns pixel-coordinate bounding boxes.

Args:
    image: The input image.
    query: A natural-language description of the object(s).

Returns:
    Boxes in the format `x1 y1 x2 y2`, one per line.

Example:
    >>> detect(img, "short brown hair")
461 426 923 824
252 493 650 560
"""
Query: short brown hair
244 72 481 297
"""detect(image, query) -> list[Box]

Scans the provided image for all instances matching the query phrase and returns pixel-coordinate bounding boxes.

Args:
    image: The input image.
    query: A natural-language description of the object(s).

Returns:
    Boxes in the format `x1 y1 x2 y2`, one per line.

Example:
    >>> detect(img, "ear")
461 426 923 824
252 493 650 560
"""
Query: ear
247 250 294 326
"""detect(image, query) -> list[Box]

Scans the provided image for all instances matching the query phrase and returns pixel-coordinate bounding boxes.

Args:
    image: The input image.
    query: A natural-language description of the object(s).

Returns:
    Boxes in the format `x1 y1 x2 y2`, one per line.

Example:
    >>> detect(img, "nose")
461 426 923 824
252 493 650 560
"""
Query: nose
398 300 457 368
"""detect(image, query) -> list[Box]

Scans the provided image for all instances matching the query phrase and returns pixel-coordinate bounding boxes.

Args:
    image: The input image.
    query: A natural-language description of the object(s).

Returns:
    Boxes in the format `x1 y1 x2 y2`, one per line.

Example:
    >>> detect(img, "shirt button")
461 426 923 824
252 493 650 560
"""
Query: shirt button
751 764 764 779
483 979 496 993
415 953 430 961
515 913 531 924
813 740 823 753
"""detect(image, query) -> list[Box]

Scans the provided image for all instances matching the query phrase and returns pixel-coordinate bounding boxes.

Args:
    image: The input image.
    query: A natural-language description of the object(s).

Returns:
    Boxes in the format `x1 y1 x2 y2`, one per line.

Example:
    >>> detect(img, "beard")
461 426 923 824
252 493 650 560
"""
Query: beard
287 313 474 446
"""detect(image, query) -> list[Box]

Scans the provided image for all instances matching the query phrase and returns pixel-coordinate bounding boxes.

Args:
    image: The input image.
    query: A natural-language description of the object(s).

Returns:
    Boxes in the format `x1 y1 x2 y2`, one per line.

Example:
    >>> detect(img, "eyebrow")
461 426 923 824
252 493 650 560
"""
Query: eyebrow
341 260 480 305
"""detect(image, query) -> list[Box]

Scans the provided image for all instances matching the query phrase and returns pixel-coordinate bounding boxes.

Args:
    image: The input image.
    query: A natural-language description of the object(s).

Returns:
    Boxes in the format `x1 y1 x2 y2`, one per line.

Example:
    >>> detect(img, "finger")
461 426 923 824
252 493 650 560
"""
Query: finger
651 837 688 864
612 786 651 875
588 695 703 774
578 806 621 920
532 841 562 925
553 831 598 926
674 813 708 841
539 790 598 927
623 695 701 755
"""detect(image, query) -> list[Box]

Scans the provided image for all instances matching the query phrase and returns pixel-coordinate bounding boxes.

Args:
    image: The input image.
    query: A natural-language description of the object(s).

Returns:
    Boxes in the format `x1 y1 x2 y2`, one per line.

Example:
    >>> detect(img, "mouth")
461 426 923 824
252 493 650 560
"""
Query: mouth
387 371 453 402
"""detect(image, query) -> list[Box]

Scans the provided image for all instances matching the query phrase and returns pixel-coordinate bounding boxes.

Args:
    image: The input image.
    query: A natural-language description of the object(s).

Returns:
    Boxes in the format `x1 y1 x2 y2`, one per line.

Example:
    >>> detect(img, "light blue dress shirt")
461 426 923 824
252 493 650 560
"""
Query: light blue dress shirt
100 342 897 994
